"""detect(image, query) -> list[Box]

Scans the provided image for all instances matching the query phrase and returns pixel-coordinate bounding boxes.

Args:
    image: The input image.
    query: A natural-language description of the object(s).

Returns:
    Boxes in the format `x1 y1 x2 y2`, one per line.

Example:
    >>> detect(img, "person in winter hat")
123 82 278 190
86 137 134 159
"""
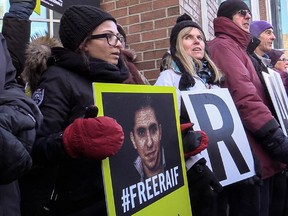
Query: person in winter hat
247 20 275 130
19 5 130 216
249 20 275 67
208 0 287 215
268 49 285 67
246 20 275 126
267 49 288 94
155 13 223 216
247 20 287 215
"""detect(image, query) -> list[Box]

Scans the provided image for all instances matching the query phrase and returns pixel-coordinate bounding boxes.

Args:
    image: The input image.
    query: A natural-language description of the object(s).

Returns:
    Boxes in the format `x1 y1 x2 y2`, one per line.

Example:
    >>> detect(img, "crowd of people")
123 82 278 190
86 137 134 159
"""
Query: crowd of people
209 1 288 215
1 0 288 215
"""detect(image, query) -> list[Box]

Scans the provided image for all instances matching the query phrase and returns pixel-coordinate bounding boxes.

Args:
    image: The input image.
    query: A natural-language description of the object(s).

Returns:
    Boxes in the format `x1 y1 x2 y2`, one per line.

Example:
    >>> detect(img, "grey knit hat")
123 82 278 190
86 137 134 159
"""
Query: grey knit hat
59 5 116 51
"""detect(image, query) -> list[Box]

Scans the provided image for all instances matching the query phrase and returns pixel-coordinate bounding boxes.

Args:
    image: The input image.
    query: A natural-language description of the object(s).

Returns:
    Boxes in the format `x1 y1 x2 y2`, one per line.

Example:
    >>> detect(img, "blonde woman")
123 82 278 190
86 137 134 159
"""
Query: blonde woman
155 14 222 216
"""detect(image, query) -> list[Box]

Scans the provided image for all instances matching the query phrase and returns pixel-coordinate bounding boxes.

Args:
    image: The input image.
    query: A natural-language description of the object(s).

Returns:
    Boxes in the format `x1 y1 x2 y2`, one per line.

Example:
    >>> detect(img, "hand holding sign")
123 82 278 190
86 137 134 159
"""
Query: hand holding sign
256 119 288 164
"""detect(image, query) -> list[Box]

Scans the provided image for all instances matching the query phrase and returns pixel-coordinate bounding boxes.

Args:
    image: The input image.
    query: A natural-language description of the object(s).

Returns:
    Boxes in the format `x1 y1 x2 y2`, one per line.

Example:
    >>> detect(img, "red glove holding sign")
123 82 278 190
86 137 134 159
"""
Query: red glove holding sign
62 115 124 160
181 123 208 158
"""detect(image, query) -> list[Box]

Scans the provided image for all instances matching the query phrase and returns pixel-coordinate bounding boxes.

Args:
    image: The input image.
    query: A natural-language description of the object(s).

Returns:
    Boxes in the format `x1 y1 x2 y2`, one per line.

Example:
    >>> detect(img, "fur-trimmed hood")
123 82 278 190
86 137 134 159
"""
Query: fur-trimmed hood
22 35 63 94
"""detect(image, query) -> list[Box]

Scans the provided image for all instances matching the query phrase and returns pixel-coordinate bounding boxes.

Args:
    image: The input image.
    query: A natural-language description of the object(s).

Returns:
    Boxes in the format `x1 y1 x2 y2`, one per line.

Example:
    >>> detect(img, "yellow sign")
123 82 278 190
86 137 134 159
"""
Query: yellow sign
34 0 41 15
93 83 192 216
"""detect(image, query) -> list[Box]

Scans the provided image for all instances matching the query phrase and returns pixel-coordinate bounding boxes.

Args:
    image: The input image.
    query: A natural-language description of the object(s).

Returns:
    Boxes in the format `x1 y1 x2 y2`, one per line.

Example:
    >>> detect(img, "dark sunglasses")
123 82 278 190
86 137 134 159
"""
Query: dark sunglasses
237 9 252 17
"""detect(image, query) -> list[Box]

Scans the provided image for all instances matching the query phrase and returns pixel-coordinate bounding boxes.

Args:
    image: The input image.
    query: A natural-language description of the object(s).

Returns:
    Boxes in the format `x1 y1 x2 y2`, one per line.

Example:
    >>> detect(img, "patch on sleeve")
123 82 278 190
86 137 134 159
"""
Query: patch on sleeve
32 88 45 106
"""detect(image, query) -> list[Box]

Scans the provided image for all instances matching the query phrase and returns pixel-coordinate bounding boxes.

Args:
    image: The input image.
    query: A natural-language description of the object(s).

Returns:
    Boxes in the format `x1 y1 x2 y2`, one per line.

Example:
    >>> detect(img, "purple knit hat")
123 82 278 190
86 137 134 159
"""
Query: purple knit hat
250 20 273 38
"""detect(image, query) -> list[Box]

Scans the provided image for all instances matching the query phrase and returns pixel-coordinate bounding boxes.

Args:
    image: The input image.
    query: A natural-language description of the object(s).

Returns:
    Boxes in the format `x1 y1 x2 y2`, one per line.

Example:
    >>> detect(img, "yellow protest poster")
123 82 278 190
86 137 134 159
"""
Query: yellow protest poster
93 83 192 216
34 0 41 15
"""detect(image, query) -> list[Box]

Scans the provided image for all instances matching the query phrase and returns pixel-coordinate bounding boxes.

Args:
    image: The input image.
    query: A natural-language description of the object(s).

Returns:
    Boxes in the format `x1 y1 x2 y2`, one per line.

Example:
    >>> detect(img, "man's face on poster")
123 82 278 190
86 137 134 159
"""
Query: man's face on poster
130 106 162 176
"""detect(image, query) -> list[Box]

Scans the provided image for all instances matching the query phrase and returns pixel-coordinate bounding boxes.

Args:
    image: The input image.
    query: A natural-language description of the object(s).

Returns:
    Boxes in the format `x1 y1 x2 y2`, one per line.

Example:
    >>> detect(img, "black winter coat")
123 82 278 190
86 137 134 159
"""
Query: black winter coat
20 47 129 216
247 37 277 120
0 32 42 216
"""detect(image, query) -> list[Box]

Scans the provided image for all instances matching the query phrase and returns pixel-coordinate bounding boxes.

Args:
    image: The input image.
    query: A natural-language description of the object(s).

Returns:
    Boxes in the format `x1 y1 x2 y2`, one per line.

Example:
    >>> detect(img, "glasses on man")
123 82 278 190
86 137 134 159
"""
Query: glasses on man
278 58 288 62
237 9 252 17
88 33 125 46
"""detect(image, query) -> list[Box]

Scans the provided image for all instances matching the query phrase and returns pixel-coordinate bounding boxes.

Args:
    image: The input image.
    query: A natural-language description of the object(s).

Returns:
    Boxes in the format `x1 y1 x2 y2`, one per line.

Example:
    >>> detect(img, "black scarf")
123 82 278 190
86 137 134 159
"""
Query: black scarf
88 57 129 83
48 47 129 83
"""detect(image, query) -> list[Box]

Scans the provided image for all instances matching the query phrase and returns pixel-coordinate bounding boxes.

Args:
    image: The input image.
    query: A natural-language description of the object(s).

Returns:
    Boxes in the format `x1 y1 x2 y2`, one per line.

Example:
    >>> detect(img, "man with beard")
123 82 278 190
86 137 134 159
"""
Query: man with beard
130 95 164 182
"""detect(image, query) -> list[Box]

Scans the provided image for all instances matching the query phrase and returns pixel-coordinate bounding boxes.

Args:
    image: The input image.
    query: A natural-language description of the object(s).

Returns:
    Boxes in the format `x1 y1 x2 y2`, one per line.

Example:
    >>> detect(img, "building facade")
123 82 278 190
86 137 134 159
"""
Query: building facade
0 0 287 83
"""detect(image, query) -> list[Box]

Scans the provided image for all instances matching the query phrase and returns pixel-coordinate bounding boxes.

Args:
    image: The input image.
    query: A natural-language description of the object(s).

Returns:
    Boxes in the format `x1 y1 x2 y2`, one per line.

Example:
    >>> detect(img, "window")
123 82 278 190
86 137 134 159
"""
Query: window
0 1 61 39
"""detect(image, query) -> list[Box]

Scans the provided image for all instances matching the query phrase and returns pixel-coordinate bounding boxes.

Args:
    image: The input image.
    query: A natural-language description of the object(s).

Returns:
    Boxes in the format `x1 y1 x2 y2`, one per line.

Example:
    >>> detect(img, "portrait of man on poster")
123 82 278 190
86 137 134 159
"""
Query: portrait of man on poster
101 91 185 216
129 95 165 182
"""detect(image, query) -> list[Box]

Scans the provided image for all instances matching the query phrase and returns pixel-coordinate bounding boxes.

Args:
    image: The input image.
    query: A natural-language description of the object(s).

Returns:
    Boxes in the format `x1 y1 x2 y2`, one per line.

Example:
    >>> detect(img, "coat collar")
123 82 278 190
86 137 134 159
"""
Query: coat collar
213 17 252 50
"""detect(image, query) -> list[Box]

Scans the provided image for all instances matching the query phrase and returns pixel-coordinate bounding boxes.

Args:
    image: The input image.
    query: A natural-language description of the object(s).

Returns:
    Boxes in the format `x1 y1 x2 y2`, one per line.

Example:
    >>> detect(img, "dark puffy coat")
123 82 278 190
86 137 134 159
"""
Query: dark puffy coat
0 93 41 216
0 3 42 215
208 17 286 180
20 45 129 216
0 100 36 184
0 182 21 215
0 32 42 216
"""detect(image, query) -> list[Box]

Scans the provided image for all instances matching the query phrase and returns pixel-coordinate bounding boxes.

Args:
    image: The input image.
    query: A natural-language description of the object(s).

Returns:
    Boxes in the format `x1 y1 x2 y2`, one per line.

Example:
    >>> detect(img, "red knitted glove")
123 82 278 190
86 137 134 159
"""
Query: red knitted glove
181 123 208 158
62 116 124 160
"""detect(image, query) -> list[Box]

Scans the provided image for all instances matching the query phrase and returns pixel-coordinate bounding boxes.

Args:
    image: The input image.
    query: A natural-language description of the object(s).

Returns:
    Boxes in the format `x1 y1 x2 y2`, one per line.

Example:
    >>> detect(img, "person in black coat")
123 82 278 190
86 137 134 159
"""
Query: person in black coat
20 5 130 216
0 1 41 215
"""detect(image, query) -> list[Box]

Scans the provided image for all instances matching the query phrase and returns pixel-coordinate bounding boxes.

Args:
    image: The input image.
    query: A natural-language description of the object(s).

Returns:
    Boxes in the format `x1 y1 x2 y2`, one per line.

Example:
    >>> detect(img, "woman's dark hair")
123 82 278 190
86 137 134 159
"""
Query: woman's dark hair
117 24 127 43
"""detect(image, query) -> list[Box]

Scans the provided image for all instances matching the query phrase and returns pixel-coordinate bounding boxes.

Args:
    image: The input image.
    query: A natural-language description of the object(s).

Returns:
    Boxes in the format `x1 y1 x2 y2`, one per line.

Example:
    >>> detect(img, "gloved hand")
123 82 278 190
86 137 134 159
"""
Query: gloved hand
181 123 208 157
261 127 288 164
186 158 222 215
242 153 263 186
62 116 124 160
84 105 99 118
6 0 36 19
187 158 223 193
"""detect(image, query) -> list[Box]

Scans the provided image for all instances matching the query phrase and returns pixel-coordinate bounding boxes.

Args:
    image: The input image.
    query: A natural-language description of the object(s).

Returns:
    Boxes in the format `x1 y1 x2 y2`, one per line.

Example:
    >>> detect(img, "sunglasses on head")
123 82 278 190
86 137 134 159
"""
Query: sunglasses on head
237 9 252 17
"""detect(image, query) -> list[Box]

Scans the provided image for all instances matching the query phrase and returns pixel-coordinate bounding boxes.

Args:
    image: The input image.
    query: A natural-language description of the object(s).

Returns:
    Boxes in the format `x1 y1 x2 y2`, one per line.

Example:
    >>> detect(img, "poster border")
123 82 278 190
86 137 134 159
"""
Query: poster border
92 83 191 216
